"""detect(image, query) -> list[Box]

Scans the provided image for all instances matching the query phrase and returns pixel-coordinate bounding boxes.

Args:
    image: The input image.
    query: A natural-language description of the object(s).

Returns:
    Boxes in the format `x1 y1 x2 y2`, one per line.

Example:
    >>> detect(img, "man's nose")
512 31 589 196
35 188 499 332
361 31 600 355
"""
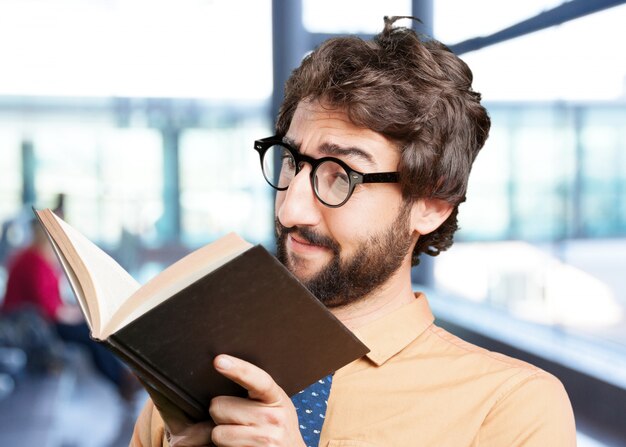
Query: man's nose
276 165 322 229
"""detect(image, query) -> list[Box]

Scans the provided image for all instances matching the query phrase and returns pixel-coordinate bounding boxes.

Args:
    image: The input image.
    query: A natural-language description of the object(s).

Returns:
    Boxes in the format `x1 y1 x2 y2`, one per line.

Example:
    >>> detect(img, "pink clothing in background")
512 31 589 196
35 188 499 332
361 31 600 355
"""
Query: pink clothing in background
1 247 63 321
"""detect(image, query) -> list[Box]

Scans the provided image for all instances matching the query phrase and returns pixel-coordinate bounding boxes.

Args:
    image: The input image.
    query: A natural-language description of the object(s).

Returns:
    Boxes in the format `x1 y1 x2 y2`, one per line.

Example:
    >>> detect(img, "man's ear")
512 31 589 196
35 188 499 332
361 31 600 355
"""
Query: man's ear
410 198 454 236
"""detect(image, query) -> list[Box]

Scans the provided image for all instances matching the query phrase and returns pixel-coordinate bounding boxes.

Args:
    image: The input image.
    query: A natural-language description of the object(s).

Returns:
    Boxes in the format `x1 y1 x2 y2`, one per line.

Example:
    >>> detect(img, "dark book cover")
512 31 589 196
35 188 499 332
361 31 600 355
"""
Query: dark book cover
104 245 369 421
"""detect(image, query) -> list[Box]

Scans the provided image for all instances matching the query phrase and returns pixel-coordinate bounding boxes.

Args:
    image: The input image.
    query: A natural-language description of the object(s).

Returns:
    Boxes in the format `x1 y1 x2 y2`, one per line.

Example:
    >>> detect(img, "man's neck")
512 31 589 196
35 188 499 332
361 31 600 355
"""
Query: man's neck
329 265 416 330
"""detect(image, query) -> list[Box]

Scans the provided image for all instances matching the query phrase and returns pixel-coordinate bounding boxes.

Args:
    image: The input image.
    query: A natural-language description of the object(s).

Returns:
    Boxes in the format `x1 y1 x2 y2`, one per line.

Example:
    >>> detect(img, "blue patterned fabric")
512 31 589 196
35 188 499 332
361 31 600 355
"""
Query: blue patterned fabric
291 374 333 447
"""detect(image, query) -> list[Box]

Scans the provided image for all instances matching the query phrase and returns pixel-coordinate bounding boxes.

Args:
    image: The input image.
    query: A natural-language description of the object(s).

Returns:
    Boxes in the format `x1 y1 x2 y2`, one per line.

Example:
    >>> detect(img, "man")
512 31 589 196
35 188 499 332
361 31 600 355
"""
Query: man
132 17 576 446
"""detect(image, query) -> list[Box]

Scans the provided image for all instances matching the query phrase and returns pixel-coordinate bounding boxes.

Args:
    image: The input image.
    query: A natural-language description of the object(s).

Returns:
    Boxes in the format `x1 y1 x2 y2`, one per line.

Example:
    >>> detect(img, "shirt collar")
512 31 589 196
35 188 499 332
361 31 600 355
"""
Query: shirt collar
352 293 434 366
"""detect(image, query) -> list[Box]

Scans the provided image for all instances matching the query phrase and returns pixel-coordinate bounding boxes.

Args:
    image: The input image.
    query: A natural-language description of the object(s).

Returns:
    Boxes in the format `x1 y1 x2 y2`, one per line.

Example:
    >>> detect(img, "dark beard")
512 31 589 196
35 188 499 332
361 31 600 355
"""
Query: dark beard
275 206 412 308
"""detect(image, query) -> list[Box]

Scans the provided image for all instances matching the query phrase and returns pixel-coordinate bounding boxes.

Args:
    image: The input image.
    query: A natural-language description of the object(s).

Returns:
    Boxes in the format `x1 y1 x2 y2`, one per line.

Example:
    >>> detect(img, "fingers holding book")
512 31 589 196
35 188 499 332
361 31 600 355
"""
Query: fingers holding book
213 354 285 405
154 355 306 447
208 354 306 447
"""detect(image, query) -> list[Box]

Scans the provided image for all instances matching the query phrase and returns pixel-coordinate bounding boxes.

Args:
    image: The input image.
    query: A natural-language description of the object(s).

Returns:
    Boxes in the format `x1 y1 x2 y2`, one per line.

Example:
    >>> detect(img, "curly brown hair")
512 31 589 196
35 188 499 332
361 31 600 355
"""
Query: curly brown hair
276 17 491 266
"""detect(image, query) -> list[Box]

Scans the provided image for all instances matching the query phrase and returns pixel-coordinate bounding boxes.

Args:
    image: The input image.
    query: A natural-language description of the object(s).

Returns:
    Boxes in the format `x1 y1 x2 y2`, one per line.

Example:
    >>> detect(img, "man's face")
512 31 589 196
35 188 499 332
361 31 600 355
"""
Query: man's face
275 100 415 307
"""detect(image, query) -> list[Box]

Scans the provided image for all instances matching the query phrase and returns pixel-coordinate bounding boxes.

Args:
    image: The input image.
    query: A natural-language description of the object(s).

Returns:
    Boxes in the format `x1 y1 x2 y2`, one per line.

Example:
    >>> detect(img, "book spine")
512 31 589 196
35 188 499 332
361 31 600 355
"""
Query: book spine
105 335 207 421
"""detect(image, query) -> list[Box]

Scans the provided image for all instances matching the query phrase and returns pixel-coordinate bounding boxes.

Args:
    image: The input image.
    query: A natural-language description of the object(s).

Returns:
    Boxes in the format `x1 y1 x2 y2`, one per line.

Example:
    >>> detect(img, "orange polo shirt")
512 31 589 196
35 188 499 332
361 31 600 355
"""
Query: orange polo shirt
131 293 576 446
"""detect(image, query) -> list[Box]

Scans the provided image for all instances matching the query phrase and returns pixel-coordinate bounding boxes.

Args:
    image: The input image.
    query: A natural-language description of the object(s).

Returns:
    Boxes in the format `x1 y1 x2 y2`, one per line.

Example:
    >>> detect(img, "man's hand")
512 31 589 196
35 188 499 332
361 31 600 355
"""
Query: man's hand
208 354 306 447
159 354 305 447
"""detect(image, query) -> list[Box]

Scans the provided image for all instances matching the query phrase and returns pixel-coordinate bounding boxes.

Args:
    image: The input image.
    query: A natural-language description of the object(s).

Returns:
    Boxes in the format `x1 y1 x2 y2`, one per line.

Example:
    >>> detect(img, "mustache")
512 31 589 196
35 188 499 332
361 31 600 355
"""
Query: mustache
275 219 340 255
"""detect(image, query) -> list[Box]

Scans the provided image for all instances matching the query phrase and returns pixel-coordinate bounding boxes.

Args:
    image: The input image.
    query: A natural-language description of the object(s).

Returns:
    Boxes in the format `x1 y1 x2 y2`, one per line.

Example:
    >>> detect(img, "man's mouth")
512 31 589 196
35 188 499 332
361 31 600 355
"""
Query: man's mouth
290 233 316 246
275 218 340 255
288 233 328 253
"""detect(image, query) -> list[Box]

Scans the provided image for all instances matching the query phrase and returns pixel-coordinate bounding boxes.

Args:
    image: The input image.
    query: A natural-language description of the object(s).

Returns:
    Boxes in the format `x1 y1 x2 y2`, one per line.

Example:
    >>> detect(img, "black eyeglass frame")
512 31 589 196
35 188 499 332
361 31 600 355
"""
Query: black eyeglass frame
254 135 400 208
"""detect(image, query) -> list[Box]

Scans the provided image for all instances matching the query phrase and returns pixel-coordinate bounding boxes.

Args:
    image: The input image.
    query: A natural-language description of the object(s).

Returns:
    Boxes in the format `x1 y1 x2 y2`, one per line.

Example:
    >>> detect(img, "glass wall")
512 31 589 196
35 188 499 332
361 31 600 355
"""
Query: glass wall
0 130 21 223
0 102 273 271
180 122 274 247
433 1 626 347
302 0 411 33
458 104 626 241
34 125 164 244
0 0 274 281
0 0 272 100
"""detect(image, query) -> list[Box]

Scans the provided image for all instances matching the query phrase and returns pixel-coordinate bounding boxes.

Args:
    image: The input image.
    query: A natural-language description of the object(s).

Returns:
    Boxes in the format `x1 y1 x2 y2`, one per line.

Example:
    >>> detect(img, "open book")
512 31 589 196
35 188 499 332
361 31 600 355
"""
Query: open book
34 208 369 421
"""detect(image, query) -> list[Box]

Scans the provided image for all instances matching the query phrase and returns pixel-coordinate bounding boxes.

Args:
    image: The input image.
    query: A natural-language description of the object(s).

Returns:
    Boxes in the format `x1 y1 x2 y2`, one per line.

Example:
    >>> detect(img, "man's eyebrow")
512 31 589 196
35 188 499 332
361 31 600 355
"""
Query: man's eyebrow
318 143 374 165
282 136 374 165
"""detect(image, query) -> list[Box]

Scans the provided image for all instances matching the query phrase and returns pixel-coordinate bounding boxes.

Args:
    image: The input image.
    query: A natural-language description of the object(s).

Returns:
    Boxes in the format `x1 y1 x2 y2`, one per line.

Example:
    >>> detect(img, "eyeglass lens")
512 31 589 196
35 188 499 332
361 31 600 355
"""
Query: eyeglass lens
262 144 351 206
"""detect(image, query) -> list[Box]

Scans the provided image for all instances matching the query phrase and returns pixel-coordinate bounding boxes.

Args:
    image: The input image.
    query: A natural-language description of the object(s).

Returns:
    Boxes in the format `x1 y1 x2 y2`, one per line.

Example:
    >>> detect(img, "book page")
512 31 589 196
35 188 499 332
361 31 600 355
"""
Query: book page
36 209 102 331
47 235 93 329
52 214 140 338
102 233 252 338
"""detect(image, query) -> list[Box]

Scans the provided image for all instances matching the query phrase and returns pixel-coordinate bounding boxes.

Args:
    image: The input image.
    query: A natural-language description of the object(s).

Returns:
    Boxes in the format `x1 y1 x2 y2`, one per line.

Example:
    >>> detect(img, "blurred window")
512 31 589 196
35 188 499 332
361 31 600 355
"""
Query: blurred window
580 107 626 237
434 0 562 43
436 2 626 101
0 0 272 100
433 2 626 348
0 130 21 223
34 126 163 245
180 120 274 247
303 0 411 33
0 0 274 262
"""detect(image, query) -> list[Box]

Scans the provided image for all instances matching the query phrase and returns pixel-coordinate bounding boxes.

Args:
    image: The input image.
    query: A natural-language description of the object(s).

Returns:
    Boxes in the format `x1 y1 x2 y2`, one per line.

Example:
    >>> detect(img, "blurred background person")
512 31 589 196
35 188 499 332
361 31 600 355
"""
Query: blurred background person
1 218 138 401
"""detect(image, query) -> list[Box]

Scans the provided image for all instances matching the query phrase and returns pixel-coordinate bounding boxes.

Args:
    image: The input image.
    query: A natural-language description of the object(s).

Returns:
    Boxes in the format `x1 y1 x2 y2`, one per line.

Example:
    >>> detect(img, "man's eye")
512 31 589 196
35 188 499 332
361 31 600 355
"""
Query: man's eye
331 171 349 183
282 155 295 168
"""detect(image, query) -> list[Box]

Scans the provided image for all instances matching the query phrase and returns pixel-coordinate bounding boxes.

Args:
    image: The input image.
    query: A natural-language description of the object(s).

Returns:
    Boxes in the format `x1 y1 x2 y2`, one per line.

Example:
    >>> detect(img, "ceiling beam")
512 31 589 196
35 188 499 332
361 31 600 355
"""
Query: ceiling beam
449 0 626 55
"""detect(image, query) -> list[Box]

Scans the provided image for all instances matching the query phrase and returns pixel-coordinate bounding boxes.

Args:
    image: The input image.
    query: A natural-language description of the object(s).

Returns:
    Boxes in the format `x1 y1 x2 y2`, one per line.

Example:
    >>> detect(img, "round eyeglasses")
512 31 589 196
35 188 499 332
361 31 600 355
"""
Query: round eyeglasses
254 136 399 208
